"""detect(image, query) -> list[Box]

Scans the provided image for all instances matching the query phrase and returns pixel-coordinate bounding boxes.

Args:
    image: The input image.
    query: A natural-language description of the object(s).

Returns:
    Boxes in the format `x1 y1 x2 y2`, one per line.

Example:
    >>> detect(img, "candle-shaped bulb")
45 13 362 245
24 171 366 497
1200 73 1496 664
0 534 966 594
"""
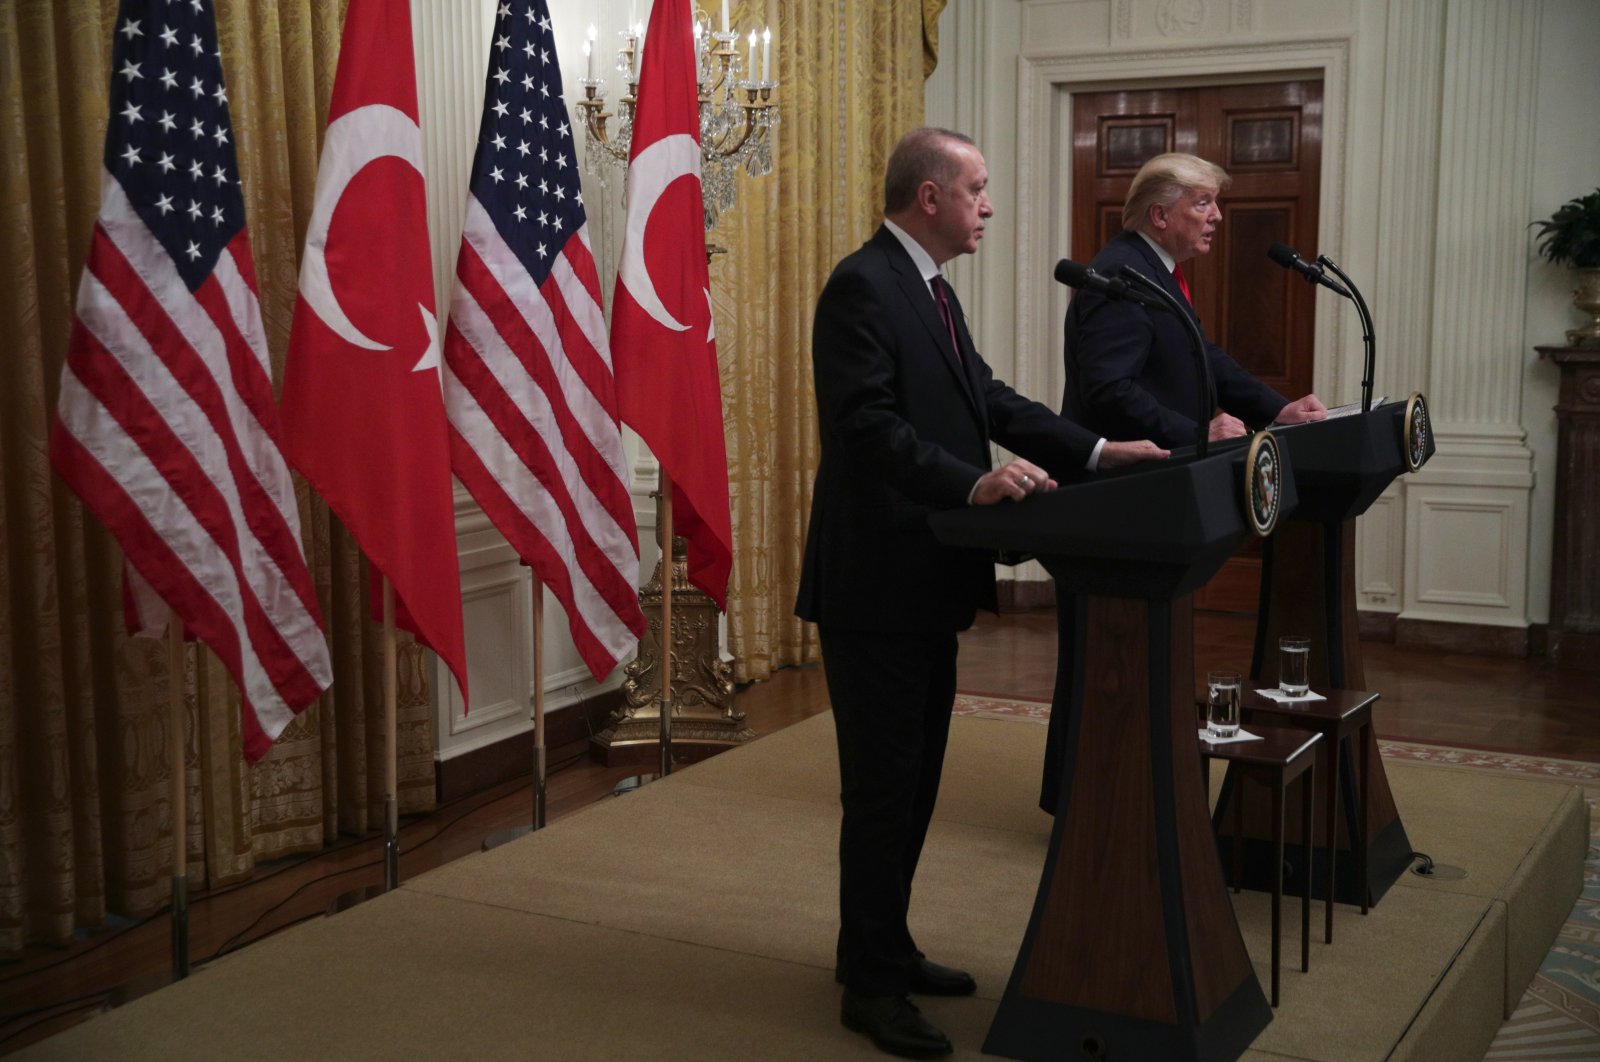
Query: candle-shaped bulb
584 38 594 80
762 26 772 83
746 29 756 80
722 0 730 35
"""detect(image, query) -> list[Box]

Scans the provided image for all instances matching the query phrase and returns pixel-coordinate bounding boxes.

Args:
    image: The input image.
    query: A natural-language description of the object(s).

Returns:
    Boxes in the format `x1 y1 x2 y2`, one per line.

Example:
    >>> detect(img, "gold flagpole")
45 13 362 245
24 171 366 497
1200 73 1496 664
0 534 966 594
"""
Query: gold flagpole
166 618 190 979
382 577 399 890
482 571 549 850
658 479 674 778
531 573 547 829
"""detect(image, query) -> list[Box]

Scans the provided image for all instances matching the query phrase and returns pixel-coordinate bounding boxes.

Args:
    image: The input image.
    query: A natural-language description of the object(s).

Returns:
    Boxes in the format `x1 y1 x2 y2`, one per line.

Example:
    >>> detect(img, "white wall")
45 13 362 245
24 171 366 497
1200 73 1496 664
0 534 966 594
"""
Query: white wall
926 0 1600 634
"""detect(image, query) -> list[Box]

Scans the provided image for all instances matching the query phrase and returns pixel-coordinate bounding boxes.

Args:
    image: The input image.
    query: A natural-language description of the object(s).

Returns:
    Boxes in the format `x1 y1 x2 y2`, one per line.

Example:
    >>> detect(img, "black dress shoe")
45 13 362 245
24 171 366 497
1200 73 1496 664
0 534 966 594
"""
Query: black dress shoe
841 991 953 1058
907 956 977 997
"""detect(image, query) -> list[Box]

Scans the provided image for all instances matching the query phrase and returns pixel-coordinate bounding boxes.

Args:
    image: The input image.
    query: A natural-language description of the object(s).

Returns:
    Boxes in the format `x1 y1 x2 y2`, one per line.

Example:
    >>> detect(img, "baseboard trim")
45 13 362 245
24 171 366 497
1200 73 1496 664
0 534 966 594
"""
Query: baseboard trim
435 689 623 804
1358 610 1398 643
1392 618 1533 659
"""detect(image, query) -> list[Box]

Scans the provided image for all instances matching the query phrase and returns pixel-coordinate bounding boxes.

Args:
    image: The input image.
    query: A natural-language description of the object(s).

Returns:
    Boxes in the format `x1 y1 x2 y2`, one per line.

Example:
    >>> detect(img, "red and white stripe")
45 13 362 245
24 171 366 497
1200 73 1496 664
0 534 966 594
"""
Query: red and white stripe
51 175 333 762
443 197 645 679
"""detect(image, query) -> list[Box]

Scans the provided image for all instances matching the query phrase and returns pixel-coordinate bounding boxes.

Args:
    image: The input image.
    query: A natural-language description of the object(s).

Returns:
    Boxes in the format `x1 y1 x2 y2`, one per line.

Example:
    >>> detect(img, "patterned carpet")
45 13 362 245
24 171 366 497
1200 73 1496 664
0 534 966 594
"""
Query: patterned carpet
951 694 1600 1061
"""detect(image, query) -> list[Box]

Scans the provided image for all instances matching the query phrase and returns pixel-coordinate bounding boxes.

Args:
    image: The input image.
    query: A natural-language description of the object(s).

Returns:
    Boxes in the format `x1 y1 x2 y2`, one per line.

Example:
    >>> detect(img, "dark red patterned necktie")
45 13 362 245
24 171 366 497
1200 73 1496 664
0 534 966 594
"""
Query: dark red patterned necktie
932 276 961 362
1173 263 1192 304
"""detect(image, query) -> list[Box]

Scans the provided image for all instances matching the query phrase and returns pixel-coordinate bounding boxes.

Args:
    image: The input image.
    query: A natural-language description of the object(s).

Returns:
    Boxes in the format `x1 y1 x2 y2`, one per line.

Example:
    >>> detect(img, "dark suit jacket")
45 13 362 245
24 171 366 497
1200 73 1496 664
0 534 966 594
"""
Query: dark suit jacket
795 226 1101 634
1062 229 1286 449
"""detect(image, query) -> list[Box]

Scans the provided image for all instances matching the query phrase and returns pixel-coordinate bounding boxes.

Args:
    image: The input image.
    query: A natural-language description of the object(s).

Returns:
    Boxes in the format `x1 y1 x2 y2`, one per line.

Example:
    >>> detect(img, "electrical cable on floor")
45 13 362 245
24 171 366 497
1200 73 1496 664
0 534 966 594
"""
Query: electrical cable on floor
0 825 384 989
0 911 166 989
0 990 114 1047
202 780 544 963
1409 850 1436 875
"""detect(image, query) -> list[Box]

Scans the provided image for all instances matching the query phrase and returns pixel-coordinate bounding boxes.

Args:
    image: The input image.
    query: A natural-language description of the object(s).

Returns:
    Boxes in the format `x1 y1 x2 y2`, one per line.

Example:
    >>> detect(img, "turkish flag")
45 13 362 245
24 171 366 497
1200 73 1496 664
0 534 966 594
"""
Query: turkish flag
611 0 733 609
278 0 467 702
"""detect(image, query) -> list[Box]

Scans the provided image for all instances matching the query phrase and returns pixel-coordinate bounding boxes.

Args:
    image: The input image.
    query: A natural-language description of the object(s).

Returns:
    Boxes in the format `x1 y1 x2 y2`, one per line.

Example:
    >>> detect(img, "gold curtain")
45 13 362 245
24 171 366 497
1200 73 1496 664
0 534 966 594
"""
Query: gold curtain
0 0 435 958
716 1 942 683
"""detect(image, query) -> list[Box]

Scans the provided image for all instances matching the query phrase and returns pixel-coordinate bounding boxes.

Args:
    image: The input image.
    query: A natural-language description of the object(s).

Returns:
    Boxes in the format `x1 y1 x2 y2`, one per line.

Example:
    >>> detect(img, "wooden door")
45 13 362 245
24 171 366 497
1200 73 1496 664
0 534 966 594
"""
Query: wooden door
1071 79 1324 611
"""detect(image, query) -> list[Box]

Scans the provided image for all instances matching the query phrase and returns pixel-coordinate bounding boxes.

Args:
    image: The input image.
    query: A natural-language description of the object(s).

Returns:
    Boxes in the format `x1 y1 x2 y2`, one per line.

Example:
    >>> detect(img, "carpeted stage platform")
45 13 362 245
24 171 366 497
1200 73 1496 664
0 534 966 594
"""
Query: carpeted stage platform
21 709 1586 1061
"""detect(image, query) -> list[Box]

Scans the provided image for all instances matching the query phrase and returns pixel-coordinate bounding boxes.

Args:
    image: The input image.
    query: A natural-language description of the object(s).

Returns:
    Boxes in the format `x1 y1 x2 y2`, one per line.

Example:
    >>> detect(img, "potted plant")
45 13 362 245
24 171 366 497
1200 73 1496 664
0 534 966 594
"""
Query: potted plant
1532 187 1600 345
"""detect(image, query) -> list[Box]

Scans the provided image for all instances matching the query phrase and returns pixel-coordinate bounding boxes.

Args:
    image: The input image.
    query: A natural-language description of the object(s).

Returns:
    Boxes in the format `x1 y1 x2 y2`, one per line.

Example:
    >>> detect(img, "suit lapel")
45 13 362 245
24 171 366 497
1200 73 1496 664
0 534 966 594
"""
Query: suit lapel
1122 231 1200 325
1119 231 1216 408
876 230 983 422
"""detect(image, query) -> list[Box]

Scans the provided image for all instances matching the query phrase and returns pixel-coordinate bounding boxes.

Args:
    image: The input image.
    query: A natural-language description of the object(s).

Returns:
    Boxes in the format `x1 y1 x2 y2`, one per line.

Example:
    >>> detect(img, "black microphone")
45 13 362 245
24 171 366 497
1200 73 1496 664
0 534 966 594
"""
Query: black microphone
1267 242 1352 298
1054 259 1172 312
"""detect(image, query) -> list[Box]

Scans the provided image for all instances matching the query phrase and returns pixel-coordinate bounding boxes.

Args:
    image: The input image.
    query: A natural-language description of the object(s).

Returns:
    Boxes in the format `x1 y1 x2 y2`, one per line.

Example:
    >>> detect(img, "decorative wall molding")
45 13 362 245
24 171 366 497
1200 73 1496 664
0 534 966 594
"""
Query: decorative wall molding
1155 0 1207 39
1428 0 1541 431
1404 485 1529 626
1371 0 1443 406
1356 488 1402 612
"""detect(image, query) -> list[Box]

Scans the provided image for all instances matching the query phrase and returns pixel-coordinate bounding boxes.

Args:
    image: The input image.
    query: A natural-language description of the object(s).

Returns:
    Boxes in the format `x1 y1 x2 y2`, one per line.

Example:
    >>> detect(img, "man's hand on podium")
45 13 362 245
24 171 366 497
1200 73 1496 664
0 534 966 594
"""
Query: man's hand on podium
1273 394 1329 425
1209 411 1248 440
972 459 1056 505
1100 439 1171 469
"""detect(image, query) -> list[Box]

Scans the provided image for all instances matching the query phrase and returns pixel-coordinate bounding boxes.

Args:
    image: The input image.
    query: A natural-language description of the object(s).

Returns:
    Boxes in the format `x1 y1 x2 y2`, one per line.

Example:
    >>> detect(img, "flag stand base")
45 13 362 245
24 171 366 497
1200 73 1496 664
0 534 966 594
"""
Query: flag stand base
591 535 752 765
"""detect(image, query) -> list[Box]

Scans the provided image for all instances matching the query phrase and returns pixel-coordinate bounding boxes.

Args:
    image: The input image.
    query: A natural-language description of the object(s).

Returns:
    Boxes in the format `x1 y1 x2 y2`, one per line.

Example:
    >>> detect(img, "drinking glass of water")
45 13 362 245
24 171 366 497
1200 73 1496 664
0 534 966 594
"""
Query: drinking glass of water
1206 670 1241 738
1279 636 1311 696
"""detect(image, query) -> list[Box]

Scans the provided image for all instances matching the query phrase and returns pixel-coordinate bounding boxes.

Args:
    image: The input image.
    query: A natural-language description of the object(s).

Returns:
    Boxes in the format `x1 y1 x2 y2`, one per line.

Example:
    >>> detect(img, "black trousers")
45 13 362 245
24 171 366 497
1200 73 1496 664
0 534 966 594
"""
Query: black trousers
820 624 959 997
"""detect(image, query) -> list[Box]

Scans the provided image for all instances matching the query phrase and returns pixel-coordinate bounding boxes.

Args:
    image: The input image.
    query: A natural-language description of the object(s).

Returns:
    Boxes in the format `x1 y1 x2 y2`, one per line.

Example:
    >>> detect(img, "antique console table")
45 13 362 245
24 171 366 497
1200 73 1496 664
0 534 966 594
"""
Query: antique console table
1538 345 1600 669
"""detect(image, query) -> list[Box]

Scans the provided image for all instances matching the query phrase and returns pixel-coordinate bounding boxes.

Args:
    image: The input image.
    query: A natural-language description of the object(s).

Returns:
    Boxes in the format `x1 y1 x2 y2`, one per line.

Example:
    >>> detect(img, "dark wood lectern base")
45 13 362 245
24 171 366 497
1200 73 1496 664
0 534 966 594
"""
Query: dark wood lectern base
1222 520 1413 907
991 593 1270 1061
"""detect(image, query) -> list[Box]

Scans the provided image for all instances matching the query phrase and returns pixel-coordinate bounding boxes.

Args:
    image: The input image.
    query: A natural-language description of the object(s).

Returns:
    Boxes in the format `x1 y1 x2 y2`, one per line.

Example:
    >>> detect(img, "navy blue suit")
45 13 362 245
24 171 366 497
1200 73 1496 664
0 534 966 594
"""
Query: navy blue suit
797 225 1100 997
1062 230 1286 448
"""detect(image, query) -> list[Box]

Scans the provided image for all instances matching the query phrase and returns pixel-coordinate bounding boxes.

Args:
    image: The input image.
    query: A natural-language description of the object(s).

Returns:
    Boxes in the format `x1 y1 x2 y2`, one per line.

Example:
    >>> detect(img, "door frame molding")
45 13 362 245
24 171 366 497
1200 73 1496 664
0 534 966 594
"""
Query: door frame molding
1011 38 1351 411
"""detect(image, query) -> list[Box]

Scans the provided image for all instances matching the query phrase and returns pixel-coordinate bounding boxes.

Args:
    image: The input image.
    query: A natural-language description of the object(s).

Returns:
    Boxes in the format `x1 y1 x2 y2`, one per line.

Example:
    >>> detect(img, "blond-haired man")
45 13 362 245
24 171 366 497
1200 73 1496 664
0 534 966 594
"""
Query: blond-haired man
1062 152 1326 447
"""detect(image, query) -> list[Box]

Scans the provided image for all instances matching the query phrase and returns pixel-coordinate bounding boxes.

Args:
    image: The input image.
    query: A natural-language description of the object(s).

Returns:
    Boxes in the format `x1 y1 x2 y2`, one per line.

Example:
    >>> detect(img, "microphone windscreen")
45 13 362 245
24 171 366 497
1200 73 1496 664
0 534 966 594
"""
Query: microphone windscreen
1266 242 1300 268
1054 259 1090 287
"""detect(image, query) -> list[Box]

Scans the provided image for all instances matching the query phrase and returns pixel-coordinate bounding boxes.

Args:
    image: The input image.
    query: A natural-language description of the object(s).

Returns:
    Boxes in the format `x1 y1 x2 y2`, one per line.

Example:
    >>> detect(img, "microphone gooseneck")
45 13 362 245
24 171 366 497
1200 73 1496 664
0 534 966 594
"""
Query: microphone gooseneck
1267 242 1353 299
1054 259 1171 312
1317 254 1377 413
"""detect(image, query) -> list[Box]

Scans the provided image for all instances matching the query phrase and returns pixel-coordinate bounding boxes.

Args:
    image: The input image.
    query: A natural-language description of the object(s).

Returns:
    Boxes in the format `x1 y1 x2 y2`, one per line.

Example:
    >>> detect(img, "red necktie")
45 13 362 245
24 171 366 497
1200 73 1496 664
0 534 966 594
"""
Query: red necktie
932 276 962 362
1173 263 1192 304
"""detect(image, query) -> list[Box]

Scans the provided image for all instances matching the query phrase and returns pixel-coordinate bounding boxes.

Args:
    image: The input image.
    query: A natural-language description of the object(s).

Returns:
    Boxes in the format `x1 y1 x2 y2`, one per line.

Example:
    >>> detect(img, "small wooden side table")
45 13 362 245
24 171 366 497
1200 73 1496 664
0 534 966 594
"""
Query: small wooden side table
1201 725 1320 1007
1236 685 1380 944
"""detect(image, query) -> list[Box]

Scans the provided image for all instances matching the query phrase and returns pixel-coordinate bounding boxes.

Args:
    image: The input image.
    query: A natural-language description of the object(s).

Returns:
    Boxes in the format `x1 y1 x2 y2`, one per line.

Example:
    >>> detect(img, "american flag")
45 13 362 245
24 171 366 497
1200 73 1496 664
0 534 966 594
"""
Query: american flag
49 0 333 763
442 0 646 680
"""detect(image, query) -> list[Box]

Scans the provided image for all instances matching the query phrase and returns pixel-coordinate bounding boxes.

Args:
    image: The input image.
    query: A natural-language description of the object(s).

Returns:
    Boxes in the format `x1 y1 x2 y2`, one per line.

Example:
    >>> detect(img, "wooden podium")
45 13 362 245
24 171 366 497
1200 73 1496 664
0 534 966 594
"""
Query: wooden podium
1215 398 1434 908
931 438 1293 1062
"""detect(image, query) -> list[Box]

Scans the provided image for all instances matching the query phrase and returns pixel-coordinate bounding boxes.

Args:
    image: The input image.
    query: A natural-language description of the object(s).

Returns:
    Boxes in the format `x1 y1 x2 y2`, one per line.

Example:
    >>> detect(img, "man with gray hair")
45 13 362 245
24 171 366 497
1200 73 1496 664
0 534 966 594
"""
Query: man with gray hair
797 127 1167 1057
1062 151 1326 447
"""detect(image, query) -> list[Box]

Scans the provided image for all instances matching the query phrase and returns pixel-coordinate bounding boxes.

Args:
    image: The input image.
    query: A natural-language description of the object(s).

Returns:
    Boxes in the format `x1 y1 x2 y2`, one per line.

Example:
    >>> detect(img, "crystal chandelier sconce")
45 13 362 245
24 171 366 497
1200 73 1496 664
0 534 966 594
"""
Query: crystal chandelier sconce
574 2 779 231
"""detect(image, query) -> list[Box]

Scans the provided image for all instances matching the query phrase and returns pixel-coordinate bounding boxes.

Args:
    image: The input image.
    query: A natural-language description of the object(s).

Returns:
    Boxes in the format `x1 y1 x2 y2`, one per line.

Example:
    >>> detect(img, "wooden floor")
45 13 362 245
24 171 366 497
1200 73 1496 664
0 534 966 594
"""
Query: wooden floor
2 608 1595 1054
